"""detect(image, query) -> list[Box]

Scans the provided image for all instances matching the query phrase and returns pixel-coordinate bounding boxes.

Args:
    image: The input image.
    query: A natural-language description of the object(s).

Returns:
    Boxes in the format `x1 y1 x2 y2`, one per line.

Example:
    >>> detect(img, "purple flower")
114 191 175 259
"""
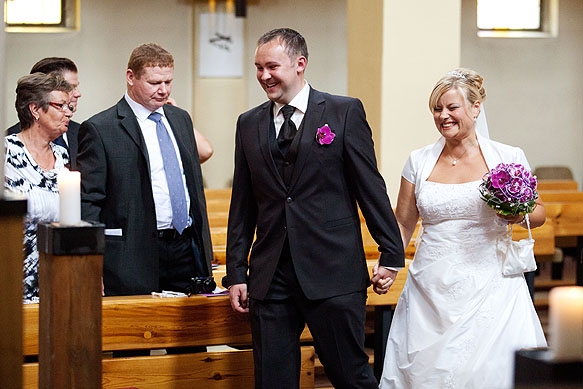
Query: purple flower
490 169 510 189
316 124 335 145
478 163 538 216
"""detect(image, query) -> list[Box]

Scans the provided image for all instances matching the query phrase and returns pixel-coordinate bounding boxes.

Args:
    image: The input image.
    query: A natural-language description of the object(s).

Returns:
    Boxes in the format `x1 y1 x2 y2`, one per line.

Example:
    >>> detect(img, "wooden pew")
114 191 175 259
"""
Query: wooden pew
362 222 418 259
539 190 583 203
204 188 232 201
208 212 229 228
543 201 583 285
22 295 315 388
22 258 409 388
545 202 583 237
212 259 410 377
536 179 579 191
512 218 556 260
211 260 408 309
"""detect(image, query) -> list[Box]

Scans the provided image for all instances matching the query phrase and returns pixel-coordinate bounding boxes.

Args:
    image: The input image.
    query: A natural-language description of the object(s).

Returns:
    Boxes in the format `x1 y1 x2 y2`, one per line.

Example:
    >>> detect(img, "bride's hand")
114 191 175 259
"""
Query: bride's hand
497 212 526 225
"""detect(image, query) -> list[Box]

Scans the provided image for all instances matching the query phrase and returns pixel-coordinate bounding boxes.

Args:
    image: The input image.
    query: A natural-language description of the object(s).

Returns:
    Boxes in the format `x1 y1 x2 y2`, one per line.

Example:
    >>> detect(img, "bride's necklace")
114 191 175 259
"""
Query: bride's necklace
450 149 468 166
447 143 475 166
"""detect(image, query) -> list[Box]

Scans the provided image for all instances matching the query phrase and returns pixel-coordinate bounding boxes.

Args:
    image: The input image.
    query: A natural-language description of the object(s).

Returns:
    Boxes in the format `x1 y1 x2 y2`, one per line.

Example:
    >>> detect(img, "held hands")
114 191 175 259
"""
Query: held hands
229 283 249 313
371 263 397 295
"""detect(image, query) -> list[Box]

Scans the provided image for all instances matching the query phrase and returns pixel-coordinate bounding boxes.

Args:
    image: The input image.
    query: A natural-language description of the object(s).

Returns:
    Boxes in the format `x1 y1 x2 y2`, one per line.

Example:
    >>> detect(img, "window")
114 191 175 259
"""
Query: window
477 0 558 38
4 0 79 32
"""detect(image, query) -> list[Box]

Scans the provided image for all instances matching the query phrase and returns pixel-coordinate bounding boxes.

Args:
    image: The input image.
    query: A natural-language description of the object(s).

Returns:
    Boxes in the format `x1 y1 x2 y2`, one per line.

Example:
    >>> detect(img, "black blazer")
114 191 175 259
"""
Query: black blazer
77 98 213 295
6 120 80 169
226 88 404 300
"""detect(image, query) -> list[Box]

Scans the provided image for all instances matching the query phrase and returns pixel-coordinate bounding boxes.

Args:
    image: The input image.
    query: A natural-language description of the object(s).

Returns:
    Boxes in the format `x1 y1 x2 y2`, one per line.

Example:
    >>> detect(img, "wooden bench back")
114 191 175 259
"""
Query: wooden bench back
22 295 316 388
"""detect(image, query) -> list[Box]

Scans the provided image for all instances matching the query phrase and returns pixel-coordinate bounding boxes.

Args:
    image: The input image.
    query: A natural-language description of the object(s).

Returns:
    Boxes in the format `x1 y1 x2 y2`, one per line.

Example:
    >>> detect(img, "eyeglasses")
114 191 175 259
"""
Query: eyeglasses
48 101 74 113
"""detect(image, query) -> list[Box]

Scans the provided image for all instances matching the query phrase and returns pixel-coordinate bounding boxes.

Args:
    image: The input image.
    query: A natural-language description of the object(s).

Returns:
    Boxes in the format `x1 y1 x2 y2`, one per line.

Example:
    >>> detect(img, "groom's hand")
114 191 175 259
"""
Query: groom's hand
229 283 250 313
371 263 397 295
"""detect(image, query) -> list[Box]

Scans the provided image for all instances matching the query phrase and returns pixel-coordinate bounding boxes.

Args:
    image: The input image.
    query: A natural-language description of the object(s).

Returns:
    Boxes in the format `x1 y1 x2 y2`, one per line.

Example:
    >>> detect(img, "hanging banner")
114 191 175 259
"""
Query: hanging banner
198 12 244 78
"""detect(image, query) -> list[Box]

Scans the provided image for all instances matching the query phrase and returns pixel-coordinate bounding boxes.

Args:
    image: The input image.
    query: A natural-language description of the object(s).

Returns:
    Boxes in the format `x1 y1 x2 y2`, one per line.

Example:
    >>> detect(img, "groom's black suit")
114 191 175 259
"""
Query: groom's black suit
226 88 404 387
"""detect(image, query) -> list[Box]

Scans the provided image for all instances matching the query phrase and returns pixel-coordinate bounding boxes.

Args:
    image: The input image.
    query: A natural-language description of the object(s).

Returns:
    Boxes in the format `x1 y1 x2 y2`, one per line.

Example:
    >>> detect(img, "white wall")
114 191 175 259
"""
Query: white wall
380 0 462 200
461 0 583 186
3 0 583 190
244 0 347 108
3 0 194 126
194 0 347 188
3 0 347 190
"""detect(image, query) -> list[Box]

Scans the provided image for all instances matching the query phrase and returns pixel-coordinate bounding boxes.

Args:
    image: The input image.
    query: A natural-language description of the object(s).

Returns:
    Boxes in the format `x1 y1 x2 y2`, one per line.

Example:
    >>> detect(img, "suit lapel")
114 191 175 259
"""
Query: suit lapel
164 108 199 208
287 89 325 191
117 99 151 172
164 107 192 169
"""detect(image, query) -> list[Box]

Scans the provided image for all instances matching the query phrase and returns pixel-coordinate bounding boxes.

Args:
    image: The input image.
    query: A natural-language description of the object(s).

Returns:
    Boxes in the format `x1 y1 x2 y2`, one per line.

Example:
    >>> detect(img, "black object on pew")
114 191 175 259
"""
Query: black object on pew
186 276 217 295
514 348 583 388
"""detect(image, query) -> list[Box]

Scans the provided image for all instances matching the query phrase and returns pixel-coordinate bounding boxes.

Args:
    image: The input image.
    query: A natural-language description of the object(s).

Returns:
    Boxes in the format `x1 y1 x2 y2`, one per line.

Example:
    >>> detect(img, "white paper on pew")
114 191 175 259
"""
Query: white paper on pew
151 288 228 298
204 286 228 297
151 290 188 298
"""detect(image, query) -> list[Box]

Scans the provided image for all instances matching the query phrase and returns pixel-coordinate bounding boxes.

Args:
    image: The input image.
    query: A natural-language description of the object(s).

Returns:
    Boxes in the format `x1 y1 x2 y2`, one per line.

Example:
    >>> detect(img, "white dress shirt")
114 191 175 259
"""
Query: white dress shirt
124 94 191 230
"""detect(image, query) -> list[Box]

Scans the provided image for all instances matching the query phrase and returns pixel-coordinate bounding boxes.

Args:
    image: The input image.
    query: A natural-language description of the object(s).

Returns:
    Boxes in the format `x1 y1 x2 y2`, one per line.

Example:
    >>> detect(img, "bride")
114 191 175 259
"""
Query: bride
379 68 547 388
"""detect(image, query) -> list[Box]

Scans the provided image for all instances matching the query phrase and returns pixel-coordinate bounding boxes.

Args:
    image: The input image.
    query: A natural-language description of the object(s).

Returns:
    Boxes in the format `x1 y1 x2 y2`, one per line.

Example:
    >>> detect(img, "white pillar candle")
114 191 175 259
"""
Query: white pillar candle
549 286 583 360
57 170 81 226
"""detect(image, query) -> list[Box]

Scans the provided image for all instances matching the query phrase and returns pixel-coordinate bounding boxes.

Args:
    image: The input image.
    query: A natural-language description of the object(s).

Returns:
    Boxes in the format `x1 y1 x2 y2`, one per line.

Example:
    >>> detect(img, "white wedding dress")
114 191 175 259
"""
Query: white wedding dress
379 180 547 389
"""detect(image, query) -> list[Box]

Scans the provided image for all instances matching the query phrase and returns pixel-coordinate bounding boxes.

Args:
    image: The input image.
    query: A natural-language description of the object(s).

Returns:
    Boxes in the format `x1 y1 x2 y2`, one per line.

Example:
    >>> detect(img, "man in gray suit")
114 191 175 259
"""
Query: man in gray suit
77 43 213 296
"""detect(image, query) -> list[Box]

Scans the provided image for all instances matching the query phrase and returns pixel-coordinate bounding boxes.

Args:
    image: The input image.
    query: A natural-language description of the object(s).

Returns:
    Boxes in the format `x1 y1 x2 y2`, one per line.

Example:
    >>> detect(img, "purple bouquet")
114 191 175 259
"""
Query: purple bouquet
479 163 538 216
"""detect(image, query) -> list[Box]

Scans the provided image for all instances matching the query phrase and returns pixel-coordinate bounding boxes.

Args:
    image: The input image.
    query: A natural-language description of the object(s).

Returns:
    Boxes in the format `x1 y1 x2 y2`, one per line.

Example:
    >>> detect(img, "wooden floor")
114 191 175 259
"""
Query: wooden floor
314 256 579 388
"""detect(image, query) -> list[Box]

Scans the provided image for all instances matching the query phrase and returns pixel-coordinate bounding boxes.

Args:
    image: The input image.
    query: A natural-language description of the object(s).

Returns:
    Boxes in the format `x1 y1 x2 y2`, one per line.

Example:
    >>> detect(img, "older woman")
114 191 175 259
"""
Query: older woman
379 68 547 388
4 73 73 301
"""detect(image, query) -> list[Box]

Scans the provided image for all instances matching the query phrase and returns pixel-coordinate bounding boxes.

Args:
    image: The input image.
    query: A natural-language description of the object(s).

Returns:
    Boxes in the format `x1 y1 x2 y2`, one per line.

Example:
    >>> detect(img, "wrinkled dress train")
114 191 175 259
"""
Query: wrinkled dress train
380 181 547 388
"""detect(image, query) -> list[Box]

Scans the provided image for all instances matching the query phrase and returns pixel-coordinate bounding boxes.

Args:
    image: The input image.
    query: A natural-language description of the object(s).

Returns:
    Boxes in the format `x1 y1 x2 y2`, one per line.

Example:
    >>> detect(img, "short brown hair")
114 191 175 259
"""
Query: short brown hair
15 73 73 129
127 43 174 78
257 28 309 62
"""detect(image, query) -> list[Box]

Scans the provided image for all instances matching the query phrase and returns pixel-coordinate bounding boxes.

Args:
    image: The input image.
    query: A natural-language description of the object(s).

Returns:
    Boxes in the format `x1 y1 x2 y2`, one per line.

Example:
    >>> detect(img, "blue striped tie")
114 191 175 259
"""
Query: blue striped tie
148 112 188 234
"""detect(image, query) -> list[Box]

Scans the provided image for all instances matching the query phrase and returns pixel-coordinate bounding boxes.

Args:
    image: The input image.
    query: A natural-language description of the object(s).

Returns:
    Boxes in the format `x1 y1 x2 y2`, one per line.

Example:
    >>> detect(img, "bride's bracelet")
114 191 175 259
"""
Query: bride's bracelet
518 215 527 226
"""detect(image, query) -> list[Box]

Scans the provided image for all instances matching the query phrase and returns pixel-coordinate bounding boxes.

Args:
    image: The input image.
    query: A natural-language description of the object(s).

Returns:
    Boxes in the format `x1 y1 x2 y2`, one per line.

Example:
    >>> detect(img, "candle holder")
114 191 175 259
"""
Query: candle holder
514 348 583 388
37 221 105 389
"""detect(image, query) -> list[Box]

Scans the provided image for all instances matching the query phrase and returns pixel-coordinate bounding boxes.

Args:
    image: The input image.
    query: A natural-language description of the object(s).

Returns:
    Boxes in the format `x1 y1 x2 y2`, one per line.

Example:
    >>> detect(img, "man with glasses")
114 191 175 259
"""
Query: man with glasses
6 57 82 169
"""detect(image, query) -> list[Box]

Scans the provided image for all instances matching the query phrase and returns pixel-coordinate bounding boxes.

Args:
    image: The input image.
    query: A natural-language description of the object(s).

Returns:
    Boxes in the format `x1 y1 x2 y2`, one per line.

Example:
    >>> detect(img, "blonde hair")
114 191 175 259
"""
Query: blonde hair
428 68 486 113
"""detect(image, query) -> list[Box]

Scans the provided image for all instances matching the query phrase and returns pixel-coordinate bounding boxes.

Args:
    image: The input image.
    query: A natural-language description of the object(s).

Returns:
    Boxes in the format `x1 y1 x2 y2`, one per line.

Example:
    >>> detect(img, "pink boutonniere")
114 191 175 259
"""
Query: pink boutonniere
316 124 335 145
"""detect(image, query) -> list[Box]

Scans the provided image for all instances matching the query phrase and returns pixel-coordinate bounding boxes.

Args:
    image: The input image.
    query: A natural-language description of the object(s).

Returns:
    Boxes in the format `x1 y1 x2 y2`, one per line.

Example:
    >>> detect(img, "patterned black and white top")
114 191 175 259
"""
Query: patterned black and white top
4 134 69 302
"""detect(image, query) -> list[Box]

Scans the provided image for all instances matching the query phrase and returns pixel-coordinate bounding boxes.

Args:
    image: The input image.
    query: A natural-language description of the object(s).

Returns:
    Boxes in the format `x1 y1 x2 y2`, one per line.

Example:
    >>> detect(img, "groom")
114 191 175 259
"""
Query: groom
225 28 404 388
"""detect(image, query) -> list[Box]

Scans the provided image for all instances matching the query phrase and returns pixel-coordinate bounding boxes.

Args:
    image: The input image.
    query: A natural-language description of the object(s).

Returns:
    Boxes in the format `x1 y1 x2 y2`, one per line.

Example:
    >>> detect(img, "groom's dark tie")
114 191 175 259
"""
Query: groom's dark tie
277 105 296 155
